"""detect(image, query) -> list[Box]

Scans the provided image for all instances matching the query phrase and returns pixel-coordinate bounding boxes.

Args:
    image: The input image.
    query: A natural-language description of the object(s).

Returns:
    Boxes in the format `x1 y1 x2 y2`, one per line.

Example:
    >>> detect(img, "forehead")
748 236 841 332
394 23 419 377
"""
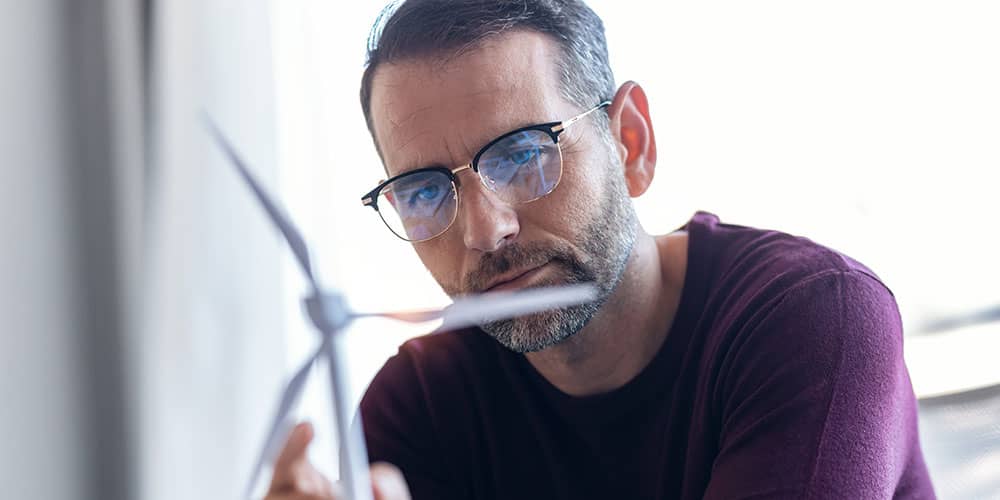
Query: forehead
368 31 571 176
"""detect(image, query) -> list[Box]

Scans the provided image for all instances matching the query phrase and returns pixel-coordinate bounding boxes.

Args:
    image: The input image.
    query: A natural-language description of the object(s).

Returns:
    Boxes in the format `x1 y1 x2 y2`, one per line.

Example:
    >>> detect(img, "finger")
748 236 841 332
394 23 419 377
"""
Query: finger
269 422 314 491
276 421 313 470
370 462 411 500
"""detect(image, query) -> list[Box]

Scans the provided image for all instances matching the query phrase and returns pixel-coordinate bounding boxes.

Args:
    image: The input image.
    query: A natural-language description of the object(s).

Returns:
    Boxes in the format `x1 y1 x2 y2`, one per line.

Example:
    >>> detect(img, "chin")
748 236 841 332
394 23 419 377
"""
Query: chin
482 298 600 353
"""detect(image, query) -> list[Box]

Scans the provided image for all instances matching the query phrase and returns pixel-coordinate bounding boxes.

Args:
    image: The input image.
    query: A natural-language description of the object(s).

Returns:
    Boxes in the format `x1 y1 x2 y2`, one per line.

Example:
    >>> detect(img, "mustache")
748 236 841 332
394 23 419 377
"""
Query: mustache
463 241 584 294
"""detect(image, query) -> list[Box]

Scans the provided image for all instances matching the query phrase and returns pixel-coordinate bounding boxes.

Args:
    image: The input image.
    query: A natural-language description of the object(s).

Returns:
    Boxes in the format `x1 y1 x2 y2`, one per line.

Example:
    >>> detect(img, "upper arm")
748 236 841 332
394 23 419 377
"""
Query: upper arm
704 271 926 499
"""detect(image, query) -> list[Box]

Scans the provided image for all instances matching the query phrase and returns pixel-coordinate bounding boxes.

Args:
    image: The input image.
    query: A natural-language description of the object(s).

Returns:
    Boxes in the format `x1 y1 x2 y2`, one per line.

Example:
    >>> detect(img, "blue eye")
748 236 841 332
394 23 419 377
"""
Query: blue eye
408 184 441 206
507 146 540 165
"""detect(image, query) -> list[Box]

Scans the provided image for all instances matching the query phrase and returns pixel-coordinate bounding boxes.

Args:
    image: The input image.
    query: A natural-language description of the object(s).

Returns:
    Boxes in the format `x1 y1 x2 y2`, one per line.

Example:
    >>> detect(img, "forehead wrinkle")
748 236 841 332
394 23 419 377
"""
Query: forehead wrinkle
386 102 434 131
388 131 433 174
393 128 433 158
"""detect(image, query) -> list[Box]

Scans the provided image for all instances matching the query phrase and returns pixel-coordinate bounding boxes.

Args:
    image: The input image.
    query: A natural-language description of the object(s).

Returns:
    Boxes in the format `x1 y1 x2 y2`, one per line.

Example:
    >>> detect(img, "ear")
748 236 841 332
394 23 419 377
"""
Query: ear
606 81 657 197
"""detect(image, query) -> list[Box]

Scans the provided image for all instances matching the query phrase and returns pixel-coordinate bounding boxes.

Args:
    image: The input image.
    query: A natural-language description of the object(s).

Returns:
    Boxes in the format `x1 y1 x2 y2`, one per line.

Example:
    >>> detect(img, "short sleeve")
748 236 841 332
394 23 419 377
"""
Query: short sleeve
704 271 933 499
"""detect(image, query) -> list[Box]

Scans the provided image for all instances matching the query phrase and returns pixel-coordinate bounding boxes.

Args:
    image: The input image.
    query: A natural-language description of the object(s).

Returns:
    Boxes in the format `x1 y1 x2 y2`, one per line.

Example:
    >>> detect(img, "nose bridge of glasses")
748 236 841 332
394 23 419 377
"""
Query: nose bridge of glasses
451 163 473 178
450 162 490 196
451 157 519 219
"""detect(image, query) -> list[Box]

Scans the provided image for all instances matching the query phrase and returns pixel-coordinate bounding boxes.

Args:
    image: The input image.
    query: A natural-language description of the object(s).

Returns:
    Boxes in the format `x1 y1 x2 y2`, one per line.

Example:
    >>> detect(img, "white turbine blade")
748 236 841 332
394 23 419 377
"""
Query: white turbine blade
203 115 318 288
436 283 597 331
350 284 597 329
350 309 442 324
244 341 326 499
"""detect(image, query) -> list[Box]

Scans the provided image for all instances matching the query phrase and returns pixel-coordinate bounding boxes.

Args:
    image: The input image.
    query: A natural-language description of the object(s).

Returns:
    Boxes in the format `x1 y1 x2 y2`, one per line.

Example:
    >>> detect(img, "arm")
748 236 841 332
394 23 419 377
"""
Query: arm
704 271 932 499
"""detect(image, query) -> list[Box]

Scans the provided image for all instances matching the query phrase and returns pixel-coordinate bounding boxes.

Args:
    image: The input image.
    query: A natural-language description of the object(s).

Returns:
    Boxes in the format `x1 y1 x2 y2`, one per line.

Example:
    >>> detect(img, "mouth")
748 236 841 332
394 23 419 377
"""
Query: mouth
482 262 550 293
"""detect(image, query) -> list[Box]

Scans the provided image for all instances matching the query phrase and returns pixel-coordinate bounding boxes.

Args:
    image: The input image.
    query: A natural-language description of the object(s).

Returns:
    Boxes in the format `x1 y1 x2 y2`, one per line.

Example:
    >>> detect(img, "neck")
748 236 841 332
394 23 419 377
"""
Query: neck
524 229 688 397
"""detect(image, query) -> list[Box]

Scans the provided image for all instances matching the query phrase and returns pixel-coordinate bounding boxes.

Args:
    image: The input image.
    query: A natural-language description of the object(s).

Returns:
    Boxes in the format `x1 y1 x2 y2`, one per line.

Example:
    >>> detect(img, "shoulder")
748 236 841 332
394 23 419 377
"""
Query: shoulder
686 212 892 322
699 262 923 498
680 213 905 396
710 251 906 421
730 270 902 364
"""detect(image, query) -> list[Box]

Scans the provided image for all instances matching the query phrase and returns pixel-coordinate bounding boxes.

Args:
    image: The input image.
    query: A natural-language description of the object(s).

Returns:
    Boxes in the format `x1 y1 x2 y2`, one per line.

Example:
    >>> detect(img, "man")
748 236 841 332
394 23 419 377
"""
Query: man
266 0 935 498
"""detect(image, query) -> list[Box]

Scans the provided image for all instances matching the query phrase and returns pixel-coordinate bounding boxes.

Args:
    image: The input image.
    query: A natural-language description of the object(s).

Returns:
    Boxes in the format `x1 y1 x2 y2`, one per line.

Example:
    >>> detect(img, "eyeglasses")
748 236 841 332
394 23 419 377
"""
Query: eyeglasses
361 101 611 242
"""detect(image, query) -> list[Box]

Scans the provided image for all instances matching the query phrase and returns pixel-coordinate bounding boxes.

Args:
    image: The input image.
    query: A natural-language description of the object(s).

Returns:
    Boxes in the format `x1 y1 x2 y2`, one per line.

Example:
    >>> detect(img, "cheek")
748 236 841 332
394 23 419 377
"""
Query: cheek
538 153 607 226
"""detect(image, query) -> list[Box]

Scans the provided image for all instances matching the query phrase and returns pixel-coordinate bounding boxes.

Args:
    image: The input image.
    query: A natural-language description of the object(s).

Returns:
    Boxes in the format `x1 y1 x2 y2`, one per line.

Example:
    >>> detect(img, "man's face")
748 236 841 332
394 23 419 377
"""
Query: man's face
368 31 636 352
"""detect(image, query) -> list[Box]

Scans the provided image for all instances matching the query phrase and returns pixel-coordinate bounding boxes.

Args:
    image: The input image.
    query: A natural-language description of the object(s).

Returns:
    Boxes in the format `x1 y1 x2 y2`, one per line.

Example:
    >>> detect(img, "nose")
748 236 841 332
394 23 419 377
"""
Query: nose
457 179 520 253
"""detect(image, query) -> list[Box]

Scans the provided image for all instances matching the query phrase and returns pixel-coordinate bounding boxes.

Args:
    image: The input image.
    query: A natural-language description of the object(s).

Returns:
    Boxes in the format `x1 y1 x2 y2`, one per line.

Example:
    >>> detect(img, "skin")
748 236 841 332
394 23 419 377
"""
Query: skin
267 30 689 500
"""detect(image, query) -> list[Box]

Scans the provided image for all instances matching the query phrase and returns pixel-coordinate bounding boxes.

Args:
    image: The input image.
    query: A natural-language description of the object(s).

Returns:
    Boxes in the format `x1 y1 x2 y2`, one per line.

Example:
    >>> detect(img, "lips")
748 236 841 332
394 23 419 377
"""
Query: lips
482 263 548 293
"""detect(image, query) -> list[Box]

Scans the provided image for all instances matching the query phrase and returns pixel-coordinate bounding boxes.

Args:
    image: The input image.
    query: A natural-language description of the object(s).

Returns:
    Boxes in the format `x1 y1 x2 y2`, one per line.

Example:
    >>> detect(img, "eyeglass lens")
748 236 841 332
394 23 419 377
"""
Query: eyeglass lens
378 128 562 241
477 129 562 203
376 169 458 241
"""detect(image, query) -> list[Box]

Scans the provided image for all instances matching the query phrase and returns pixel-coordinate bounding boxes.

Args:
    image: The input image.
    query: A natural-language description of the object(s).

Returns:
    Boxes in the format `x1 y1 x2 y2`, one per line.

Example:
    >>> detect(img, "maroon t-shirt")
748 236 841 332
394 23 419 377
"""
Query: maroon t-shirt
360 212 935 499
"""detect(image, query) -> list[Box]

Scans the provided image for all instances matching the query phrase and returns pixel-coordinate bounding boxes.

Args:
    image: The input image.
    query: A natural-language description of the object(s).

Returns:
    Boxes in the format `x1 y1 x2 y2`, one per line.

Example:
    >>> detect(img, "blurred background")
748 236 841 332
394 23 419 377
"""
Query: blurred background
1 0 997 498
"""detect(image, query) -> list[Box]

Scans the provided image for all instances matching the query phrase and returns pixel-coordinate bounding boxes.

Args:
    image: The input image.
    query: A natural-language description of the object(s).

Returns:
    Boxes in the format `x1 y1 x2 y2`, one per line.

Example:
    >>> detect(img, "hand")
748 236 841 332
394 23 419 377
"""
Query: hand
265 422 412 500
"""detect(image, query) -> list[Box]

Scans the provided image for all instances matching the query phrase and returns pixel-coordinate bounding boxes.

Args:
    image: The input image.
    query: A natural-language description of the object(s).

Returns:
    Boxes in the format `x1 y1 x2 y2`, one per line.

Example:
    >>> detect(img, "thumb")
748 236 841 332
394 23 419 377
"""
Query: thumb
371 462 411 500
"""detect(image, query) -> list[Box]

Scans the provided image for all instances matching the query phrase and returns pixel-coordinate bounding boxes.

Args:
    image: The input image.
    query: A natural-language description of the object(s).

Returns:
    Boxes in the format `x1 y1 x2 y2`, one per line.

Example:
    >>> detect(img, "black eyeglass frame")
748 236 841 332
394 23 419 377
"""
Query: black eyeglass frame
361 101 611 242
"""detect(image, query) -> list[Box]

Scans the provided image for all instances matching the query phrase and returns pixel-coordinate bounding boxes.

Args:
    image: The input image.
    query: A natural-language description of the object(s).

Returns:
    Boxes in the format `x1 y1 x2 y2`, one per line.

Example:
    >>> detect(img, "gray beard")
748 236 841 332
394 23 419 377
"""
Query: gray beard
480 174 637 353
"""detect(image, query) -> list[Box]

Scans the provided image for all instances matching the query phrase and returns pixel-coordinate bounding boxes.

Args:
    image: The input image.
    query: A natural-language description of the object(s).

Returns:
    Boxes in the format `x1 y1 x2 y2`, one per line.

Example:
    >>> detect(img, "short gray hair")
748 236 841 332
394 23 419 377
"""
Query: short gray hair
359 0 616 148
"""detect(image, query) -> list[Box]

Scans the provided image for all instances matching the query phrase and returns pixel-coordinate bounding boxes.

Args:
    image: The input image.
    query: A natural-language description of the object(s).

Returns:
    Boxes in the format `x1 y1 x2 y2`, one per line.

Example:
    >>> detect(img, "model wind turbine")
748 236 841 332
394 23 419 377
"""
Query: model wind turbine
204 119 597 500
